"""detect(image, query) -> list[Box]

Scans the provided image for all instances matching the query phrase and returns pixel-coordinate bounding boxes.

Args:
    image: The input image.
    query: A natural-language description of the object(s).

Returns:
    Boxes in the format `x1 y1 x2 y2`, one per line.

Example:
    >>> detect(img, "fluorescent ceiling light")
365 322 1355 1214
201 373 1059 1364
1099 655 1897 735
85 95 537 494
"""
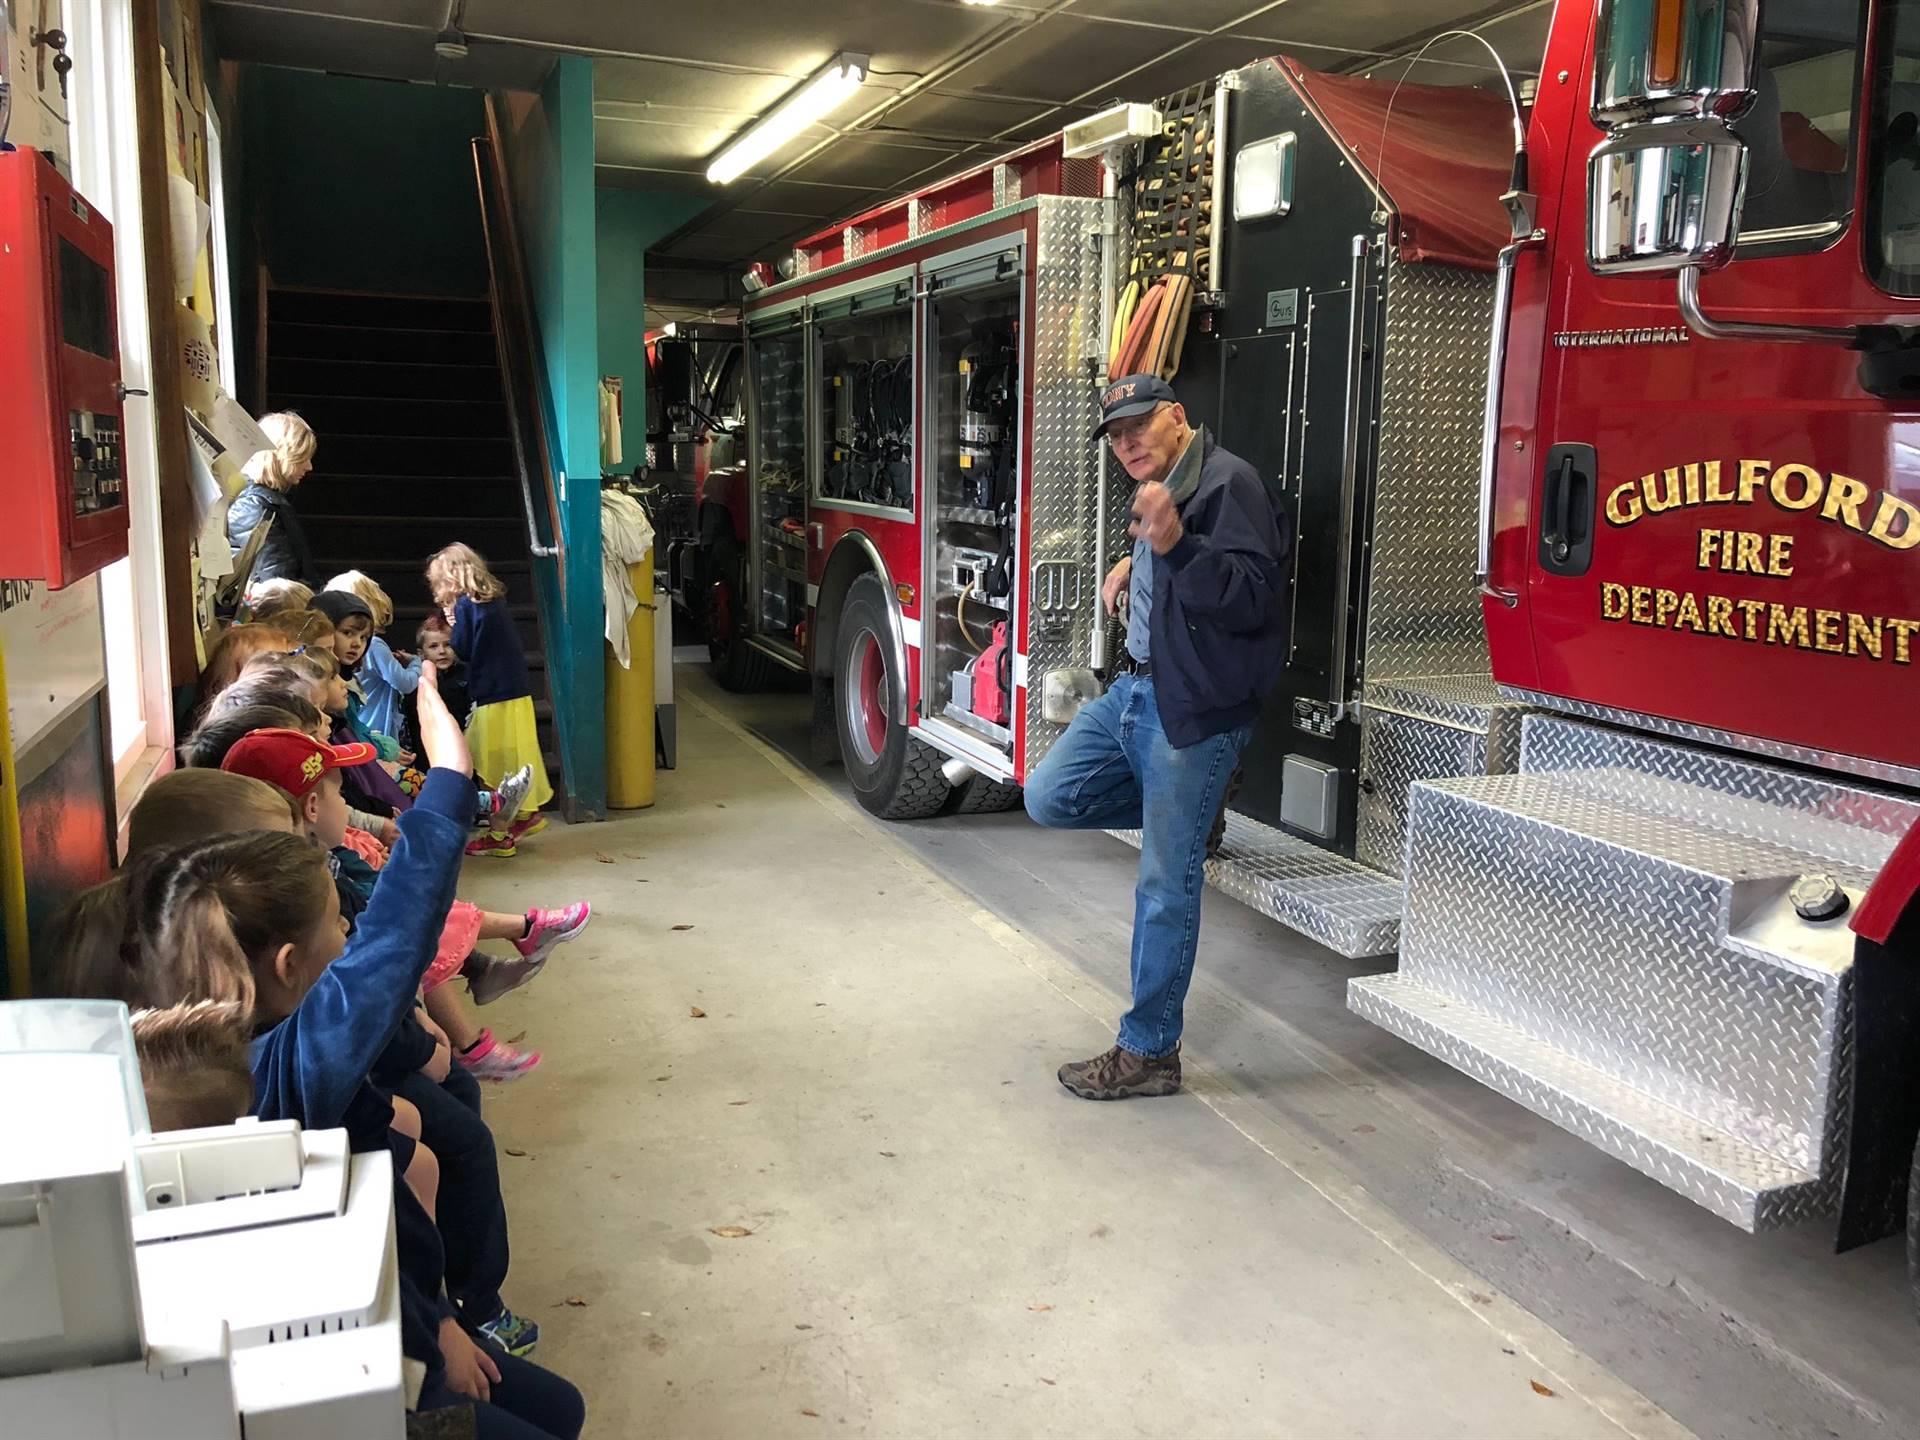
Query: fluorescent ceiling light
962 1 1004 6
707 52 869 186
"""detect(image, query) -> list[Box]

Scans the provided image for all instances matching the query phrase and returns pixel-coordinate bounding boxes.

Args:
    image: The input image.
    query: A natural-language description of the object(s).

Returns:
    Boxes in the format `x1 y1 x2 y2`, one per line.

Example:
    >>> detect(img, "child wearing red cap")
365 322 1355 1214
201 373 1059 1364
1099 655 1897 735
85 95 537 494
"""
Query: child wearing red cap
121 667 586 1437
220 727 588 1084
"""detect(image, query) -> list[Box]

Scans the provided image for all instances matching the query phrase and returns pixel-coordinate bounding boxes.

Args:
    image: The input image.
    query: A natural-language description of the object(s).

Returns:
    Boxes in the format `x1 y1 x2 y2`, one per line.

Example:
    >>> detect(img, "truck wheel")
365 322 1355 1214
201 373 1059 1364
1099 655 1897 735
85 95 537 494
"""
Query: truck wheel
836 574 950 819
1909 1131 1920 1325
706 536 770 692
947 775 1024 814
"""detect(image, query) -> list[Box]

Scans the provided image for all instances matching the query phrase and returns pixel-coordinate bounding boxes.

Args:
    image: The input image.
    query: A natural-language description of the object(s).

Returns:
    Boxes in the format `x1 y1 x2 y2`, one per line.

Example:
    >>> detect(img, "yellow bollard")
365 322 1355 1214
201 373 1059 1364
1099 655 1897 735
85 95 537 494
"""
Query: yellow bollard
605 551 658 809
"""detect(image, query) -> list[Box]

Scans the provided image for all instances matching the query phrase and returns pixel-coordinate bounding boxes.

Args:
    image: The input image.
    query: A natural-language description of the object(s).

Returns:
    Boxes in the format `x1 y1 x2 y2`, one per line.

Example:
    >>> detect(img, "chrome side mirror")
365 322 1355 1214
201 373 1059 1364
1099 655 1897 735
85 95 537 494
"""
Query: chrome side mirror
1586 0 1761 274
1589 117 1747 274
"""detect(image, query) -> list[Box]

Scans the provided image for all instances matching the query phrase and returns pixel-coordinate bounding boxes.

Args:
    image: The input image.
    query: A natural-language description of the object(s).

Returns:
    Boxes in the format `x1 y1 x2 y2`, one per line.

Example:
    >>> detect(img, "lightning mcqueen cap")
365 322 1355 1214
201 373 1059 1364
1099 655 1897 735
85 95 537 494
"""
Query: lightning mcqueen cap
220 727 375 799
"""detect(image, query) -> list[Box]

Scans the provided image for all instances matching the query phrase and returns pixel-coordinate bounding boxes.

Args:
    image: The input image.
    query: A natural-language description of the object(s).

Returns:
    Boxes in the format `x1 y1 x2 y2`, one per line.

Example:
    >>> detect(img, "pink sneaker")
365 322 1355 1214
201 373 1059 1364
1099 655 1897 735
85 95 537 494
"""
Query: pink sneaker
514 902 591 965
465 830 517 859
509 812 550 840
455 1029 542 1084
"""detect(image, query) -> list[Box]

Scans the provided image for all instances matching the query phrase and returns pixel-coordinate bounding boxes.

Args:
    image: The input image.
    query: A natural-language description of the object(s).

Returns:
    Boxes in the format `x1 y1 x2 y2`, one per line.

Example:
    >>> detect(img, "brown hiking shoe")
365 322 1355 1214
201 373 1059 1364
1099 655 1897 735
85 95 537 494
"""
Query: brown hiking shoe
1057 1044 1182 1100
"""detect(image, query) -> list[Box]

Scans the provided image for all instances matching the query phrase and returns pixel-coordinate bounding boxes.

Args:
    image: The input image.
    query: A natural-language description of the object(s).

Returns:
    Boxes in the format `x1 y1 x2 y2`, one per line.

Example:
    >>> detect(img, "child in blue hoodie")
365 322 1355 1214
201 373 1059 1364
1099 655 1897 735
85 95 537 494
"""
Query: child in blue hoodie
118 665 584 1438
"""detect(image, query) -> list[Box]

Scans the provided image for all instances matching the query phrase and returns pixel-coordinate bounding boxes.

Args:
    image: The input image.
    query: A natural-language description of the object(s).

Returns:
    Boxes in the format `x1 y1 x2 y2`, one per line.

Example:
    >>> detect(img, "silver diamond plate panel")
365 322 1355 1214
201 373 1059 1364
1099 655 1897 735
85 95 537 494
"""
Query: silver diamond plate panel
993 162 1021 209
1502 685 1920 792
1348 972 1834 1230
1111 811 1401 958
1356 675 1528 875
1023 197 1116 776
1397 772 1854 1178
1520 715 1918 869
844 225 866 260
1357 709 1491 875
1364 256 1497 682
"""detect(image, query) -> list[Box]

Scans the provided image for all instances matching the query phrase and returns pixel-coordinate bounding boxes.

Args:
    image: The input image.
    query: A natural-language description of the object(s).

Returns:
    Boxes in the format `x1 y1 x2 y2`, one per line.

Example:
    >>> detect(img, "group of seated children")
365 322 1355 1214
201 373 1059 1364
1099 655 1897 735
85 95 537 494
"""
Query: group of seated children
41 546 589 1439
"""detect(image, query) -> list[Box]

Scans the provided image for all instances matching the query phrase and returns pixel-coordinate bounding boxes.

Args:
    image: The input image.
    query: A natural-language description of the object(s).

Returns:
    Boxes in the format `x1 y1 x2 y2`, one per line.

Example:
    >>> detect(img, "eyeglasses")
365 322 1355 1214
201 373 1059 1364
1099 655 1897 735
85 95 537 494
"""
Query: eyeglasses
1103 404 1168 448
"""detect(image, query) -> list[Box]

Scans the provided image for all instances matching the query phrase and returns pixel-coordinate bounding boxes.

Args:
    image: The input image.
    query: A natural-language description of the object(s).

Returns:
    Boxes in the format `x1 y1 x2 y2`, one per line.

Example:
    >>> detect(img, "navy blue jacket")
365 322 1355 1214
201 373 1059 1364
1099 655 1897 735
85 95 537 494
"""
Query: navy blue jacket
451 595 532 707
1145 432 1291 747
247 766 474 1377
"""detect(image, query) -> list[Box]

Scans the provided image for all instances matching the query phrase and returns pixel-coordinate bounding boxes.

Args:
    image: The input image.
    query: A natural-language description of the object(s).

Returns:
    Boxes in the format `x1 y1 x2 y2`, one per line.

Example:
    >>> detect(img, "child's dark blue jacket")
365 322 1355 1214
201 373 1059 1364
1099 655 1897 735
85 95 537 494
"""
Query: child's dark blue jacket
451 596 532 706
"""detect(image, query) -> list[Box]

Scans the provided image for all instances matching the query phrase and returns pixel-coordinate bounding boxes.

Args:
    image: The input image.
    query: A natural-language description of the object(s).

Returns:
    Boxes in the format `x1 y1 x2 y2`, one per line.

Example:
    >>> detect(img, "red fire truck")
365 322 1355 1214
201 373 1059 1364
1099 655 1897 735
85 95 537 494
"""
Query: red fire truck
708 0 1920 1293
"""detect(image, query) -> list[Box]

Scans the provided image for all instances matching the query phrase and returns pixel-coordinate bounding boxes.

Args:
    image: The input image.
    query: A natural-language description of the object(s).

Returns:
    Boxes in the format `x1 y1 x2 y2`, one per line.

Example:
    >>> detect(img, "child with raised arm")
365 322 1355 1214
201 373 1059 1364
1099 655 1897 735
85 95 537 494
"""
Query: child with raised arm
116 665 585 1437
429 543 553 857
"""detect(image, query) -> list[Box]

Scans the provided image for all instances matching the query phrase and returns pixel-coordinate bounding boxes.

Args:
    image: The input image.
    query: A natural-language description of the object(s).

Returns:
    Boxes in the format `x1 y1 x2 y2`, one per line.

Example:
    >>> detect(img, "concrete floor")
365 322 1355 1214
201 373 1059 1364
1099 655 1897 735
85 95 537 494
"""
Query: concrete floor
455 661 1917 1440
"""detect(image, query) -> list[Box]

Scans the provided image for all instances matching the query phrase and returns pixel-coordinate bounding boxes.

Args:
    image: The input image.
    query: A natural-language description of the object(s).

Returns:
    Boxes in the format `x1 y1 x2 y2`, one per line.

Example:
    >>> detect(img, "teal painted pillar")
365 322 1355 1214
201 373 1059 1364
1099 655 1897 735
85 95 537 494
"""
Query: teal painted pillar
595 188 710 461
508 55 605 820
548 55 606 820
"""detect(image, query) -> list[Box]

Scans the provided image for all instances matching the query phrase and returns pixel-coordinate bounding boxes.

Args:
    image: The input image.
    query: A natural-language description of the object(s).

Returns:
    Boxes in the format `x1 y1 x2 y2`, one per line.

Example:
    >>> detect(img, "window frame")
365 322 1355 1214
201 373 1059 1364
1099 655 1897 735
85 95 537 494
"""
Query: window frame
1730 2 1872 261
1865 0 1920 295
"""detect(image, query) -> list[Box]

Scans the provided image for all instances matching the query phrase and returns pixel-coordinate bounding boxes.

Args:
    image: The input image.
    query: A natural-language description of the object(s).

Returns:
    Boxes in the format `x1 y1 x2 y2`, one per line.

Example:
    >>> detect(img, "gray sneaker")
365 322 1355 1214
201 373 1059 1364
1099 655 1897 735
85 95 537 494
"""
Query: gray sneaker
1058 1044 1182 1100
465 951 541 1006
491 764 534 823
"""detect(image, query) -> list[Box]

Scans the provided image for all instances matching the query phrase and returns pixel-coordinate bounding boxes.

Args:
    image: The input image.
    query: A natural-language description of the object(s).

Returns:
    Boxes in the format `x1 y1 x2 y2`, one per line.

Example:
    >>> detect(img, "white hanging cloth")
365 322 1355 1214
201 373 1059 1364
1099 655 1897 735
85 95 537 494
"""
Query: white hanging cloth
600 488 656 668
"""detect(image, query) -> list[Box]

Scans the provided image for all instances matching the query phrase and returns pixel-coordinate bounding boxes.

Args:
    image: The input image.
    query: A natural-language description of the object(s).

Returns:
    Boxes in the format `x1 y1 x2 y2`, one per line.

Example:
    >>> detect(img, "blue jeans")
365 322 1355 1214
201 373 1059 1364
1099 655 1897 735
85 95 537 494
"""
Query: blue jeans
1024 673 1250 1059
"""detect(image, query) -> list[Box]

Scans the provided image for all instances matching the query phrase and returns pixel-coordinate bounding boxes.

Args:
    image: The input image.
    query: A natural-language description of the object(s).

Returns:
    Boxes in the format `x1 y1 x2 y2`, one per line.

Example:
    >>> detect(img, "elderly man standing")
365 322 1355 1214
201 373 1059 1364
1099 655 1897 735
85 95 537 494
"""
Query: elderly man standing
1024 375 1291 1100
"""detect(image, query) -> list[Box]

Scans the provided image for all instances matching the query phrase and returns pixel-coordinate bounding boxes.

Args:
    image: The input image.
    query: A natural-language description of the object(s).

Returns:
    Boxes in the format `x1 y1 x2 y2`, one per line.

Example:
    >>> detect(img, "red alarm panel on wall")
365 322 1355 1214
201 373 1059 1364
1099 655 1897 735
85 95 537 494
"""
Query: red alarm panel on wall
0 147 129 589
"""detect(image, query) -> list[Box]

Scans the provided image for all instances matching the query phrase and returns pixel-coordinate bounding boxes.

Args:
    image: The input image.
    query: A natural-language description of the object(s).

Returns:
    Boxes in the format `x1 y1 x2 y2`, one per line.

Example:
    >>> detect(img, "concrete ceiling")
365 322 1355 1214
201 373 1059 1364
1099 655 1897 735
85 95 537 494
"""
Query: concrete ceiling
208 0 1552 282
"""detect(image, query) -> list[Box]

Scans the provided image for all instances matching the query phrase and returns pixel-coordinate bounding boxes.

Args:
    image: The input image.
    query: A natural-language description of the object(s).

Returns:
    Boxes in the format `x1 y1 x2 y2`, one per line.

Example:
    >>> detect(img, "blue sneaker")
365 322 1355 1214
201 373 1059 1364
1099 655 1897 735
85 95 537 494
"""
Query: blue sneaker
476 1307 540 1356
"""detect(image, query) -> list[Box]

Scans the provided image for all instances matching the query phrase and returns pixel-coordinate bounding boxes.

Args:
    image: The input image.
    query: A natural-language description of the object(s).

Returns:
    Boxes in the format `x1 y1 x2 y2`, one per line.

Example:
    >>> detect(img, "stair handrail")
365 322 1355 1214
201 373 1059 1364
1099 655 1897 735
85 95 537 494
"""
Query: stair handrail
470 102 563 577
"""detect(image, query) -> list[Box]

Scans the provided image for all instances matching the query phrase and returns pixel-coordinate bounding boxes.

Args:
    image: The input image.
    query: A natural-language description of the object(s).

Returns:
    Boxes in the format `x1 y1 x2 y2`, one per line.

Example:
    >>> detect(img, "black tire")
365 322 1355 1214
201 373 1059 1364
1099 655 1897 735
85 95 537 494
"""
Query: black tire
947 775 1024 814
809 674 840 767
1909 1131 1920 1326
835 574 950 819
705 535 772 692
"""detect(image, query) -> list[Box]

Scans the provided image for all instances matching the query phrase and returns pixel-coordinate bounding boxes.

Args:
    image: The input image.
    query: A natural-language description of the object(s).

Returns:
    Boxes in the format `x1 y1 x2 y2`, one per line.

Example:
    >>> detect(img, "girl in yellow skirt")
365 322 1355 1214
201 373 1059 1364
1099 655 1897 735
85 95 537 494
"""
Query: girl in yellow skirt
429 542 555 857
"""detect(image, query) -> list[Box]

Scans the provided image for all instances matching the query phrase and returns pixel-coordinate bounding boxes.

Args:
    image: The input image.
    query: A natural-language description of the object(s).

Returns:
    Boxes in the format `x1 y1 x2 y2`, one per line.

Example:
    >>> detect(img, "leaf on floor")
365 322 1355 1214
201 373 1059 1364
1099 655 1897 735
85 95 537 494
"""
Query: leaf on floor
1468 1292 1493 1306
878 1151 896 1158
794 1323 813 1331
1529 1380 1556 1398
655 1075 672 1082
504 1148 528 1158
800 1409 819 1418
1492 1233 1516 1242
1039 1377 1057 1386
1027 1303 1053 1312
1351 1124 1377 1135
506 1031 528 1044
709 1225 753 1238
729 1100 752 1106
690 1006 707 1018
672 924 695 931
565 1295 590 1307
594 853 615 864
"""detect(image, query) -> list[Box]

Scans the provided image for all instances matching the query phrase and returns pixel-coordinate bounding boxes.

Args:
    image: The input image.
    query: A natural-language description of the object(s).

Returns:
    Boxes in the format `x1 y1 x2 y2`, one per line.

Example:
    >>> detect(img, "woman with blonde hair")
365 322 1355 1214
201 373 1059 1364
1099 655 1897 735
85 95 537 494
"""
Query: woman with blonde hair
226 411 319 584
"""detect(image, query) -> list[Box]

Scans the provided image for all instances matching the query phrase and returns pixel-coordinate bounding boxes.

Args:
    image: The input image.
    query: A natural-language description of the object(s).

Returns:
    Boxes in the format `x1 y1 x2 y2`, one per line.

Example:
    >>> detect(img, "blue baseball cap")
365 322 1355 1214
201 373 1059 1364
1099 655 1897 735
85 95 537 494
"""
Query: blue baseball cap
1093 374 1177 439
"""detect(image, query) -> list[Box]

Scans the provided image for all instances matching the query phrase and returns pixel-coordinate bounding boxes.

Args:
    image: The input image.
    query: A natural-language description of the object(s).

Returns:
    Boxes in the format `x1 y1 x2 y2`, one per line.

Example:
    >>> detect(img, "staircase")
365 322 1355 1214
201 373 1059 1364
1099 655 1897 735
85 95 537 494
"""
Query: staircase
259 286 554 764
1349 713 1917 1231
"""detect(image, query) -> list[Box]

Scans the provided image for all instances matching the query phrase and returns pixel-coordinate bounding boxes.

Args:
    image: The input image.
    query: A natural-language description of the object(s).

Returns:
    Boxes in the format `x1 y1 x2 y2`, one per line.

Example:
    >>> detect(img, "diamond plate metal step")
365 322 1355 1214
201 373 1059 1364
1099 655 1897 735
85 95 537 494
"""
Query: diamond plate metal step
1348 972 1828 1229
1111 811 1401 959
1347 716 1914 1231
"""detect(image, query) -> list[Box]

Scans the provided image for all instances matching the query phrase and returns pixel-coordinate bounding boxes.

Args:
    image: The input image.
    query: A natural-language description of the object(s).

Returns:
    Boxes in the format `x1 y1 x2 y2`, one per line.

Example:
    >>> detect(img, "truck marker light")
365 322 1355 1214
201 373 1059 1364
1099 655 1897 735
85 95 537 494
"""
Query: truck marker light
1651 0 1686 89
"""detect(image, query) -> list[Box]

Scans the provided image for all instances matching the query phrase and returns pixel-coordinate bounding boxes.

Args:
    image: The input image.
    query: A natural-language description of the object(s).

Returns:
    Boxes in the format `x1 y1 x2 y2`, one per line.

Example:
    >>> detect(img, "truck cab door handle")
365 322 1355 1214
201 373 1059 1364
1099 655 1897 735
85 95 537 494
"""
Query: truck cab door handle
1538 442 1596 578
